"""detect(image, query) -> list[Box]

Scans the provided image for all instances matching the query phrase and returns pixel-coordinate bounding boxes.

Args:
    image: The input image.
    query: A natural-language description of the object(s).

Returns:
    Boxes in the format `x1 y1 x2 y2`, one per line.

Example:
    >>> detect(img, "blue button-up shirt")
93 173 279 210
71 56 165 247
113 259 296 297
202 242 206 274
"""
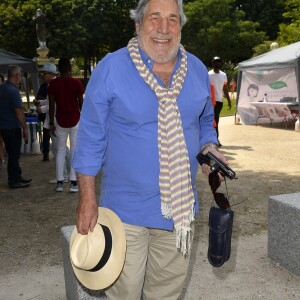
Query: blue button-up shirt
73 46 218 230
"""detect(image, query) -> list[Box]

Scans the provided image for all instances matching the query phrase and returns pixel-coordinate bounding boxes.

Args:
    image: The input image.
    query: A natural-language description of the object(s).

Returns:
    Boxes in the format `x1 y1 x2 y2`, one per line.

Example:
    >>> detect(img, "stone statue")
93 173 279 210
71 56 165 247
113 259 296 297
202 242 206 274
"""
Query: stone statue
33 8 48 50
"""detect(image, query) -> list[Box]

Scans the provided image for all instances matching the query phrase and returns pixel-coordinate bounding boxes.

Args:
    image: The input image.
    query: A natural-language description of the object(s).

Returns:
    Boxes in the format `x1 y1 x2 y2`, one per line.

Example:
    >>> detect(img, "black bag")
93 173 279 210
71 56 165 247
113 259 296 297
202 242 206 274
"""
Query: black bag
207 206 234 267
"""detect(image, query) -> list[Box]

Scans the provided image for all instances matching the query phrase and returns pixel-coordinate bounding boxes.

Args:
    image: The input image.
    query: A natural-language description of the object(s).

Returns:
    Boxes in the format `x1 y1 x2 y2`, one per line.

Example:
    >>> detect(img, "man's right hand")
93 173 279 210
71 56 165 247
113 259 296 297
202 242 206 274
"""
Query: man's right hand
76 200 98 234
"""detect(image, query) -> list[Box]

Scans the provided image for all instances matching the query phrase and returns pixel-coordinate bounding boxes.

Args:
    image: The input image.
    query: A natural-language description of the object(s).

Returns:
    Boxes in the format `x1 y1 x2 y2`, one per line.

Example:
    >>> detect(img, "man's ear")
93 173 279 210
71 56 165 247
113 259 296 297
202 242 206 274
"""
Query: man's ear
135 23 140 35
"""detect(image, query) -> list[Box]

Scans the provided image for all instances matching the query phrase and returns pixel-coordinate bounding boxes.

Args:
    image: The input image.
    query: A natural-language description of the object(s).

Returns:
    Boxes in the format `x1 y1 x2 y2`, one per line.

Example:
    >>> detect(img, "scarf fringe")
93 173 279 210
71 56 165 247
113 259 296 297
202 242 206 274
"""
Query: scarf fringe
175 222 194 257
161 202 173 219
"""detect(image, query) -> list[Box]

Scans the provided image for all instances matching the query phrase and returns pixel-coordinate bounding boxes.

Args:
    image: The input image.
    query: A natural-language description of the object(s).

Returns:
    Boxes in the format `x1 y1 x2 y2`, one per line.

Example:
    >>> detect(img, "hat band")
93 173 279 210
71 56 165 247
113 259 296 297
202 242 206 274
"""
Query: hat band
88 224 112 272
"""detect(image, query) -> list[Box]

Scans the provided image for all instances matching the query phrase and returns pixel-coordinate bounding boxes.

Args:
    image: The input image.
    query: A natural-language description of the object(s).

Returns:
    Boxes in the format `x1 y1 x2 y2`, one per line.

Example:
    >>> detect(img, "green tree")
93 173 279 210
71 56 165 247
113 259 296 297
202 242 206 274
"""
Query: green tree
182 0 266 66
277 0 300 45
0 0 137 82
233 0 285 40
0 1 37 58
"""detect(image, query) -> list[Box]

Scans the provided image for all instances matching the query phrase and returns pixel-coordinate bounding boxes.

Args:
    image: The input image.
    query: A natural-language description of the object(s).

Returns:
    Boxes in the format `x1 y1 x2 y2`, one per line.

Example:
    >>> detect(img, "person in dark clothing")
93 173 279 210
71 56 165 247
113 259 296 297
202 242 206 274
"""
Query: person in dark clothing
0 65 32 188
35 63 57 161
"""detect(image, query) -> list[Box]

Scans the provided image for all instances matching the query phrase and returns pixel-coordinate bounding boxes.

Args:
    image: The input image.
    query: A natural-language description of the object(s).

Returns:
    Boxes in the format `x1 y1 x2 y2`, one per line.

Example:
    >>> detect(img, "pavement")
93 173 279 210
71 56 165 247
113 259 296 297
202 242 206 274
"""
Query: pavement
1 116 300 300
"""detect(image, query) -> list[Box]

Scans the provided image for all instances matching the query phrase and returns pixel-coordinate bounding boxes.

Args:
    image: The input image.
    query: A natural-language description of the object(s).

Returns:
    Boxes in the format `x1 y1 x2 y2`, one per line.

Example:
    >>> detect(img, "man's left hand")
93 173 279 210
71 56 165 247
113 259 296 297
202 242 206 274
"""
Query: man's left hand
201 148 228 179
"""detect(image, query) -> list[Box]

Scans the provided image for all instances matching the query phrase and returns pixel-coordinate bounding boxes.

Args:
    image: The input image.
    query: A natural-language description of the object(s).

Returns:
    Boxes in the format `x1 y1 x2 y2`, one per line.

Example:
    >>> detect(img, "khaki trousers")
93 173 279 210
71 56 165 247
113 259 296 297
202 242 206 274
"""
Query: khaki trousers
105 223 192 300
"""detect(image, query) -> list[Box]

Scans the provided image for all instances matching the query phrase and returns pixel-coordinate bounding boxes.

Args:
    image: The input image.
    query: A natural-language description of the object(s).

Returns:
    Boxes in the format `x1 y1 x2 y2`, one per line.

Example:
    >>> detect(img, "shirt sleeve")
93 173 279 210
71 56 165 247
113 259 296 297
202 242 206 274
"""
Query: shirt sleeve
76 79 85 95
13 88 23 108
40 104 49 113
73 62 109 176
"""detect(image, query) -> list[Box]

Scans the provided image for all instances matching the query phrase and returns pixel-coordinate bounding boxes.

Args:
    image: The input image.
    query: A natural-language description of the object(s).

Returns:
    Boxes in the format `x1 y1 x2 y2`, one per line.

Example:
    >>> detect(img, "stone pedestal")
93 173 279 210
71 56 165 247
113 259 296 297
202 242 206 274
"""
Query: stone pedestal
268 192 300 276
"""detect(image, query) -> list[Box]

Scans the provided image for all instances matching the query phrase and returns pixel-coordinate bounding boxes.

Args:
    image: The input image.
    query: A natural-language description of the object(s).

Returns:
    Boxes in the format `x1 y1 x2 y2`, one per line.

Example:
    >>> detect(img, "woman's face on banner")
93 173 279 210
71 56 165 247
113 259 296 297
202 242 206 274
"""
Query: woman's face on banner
249 87 258 98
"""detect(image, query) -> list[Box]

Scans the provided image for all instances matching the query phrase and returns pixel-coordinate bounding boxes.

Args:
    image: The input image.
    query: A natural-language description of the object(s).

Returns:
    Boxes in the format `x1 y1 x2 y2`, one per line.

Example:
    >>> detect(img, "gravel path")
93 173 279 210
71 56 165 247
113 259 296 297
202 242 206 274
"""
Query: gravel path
1 116 300 300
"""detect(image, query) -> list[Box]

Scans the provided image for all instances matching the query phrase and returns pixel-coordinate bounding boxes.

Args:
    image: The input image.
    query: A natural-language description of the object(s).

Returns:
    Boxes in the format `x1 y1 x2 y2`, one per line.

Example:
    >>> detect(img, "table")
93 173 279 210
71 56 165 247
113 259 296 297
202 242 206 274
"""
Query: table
251 101 299 127
22 116 41 154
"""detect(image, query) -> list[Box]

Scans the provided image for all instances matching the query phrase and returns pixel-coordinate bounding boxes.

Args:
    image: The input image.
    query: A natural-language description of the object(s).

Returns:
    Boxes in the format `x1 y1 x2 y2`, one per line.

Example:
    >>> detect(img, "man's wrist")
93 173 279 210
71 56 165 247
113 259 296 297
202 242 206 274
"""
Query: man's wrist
201 143 219 154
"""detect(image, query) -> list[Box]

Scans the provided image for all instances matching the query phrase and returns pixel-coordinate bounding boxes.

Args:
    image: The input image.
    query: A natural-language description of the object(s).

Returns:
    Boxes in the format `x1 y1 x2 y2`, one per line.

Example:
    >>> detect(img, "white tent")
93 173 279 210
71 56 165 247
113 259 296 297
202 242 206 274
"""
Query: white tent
236 42 300 125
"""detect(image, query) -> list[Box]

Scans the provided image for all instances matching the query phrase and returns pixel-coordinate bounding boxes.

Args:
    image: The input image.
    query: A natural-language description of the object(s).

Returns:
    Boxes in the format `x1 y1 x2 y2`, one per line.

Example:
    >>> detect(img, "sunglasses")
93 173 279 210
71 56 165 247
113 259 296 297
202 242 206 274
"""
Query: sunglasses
209 172 230 209
209 172 247 209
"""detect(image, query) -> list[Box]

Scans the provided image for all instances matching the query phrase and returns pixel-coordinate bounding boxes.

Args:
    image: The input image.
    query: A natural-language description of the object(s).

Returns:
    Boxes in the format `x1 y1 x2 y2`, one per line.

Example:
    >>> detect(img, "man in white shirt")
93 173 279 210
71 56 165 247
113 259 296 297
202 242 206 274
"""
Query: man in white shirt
208 56 231 146
34 63 70 184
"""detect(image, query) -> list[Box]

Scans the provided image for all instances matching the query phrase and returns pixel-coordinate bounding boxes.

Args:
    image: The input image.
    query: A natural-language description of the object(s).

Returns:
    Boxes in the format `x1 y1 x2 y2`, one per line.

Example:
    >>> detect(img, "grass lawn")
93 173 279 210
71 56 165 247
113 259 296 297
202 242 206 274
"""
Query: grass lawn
220 98 237 117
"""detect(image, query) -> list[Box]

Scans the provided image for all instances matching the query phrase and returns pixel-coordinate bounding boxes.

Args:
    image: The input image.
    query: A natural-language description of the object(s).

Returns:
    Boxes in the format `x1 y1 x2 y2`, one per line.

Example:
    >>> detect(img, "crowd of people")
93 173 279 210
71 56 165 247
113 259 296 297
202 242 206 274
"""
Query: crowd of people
0 58 84 191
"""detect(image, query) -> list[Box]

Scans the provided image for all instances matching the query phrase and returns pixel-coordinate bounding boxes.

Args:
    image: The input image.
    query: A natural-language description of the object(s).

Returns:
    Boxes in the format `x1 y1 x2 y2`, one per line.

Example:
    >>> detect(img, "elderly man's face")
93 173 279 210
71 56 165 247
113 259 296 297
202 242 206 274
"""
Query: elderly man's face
136 0 181 65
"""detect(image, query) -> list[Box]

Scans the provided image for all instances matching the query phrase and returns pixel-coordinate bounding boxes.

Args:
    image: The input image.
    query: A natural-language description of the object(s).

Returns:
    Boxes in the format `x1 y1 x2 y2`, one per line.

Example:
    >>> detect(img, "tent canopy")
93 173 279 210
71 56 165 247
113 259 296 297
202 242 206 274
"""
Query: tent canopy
0 48 38 74
238 41 300 71
0 49 39 108
236 42 300 125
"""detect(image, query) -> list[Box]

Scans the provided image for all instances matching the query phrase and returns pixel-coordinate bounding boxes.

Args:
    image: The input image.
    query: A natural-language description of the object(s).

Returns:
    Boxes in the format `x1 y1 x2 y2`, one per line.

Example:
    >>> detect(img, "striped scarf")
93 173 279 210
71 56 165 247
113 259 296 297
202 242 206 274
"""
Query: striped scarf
128 37 195 256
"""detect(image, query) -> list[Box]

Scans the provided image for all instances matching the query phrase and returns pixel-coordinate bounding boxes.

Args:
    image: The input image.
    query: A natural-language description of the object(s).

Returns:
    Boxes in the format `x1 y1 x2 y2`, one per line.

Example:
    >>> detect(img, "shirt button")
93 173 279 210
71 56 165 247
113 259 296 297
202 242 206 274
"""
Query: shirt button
148 60 151 64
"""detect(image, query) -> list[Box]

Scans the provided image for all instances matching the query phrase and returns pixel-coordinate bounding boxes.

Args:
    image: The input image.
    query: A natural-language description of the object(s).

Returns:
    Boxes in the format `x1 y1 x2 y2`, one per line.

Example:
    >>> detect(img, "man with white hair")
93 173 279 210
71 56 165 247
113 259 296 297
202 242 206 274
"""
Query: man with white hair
74 0 228 298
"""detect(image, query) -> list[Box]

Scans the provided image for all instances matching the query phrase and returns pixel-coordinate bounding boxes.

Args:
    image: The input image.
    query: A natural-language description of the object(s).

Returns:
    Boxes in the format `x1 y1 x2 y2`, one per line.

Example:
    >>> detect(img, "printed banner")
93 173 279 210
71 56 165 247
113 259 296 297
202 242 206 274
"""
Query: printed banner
238 67 298 124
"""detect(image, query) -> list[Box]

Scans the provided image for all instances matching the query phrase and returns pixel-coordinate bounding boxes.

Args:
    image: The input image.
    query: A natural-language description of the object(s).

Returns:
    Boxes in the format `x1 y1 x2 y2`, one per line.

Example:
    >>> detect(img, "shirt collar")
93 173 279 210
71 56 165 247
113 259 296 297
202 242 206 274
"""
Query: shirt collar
139 45 183 74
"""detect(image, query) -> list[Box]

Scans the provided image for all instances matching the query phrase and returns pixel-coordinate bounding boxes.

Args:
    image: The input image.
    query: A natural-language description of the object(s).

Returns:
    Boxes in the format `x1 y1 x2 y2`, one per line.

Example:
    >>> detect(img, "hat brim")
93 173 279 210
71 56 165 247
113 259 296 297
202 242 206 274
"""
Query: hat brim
39 69 57 74
70 207 126 290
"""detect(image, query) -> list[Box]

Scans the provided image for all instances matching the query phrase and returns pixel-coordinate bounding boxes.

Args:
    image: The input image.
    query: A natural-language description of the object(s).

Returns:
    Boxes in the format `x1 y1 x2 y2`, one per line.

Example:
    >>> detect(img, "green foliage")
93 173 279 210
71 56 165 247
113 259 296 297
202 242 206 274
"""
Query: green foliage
182 0 266 66
0 0 136 78
233 0 285 40
277 0 300 45
0 0 297 78
252 0 299 57
252 41 273 57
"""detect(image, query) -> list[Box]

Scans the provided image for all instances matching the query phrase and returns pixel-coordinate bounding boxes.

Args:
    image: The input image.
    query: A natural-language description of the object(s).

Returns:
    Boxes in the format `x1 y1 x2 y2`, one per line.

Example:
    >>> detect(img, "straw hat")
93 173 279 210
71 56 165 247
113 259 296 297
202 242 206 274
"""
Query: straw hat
39 62 58 74
70 207 126 290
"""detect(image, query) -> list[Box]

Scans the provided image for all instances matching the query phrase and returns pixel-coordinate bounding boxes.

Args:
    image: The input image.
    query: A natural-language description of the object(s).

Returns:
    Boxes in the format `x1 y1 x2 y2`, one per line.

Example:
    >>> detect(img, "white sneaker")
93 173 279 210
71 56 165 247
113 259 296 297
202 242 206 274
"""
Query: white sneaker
56 182 64 192
49 178 68 184
69 183 78 193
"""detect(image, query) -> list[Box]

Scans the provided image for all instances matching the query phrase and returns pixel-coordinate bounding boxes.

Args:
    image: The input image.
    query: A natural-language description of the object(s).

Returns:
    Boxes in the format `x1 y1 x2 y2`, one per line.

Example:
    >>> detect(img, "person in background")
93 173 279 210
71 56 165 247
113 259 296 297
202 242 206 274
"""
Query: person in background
0 73 6 169
34 63 70 183
208 56 231 147
49 58 84 193
229 78 236 99
73 0 227 299
0 65 32 188
210 82 217 128
35 63 54 161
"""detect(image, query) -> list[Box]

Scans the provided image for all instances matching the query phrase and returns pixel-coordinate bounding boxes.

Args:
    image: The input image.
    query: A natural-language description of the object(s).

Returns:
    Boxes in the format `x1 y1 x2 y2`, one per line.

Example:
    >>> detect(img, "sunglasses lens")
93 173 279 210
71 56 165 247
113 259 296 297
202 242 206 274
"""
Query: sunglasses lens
214 192 230 209
209 172 221 192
